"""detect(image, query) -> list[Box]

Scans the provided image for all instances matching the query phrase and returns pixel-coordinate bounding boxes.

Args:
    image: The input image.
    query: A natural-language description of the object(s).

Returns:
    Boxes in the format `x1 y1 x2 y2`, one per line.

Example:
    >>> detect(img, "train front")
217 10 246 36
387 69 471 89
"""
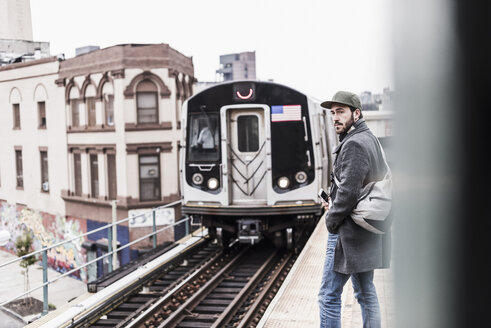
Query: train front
181 81 325 247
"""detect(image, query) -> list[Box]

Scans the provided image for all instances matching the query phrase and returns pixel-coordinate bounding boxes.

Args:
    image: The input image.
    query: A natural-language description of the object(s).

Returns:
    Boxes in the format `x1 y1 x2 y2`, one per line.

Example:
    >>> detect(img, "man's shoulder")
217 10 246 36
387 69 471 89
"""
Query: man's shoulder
340 130 375 157
345 130 373 146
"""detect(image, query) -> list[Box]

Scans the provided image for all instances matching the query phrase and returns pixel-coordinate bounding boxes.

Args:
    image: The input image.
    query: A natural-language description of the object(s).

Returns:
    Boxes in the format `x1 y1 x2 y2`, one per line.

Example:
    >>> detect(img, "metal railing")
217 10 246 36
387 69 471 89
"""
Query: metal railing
0 200 193 316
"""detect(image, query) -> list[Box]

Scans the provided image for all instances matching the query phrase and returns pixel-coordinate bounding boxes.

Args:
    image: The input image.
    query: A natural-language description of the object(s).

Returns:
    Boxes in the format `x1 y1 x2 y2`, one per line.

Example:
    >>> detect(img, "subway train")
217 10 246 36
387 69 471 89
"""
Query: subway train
180 80 338 248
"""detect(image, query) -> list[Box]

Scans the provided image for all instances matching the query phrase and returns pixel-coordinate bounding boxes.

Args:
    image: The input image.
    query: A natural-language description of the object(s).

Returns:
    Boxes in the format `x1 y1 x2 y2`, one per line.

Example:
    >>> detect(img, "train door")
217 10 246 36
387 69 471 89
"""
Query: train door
226 107 268 205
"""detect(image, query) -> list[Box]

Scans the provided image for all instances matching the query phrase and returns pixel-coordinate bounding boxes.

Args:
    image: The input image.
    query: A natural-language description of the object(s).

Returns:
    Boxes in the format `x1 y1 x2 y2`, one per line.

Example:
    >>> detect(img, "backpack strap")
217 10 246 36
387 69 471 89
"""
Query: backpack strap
333 136 391 188
373 136 392 179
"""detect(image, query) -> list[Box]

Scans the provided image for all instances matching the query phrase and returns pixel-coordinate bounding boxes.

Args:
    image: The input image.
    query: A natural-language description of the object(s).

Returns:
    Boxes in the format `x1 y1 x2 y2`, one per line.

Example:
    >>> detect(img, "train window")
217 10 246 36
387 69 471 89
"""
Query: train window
188 113 220 162
237 115 259 152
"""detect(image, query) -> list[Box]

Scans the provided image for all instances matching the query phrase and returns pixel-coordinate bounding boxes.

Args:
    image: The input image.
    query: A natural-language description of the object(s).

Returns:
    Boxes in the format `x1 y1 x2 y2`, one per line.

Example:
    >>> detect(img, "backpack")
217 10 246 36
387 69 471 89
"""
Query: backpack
333 138 392 234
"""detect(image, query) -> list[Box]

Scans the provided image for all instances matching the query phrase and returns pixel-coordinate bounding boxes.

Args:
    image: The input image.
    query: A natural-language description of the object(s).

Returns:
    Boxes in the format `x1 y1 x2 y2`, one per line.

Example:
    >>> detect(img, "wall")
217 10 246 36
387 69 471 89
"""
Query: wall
0 201 87 280
0 0 33 40
0 58 67 216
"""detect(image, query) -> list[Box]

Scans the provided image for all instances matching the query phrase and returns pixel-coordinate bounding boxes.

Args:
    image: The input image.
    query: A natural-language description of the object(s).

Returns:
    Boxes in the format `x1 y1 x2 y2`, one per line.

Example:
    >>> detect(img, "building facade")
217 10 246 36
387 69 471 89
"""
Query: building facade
0 0 33 41
359 88 395 112
0 44 194 280
216 51 256 81
0 39 51 66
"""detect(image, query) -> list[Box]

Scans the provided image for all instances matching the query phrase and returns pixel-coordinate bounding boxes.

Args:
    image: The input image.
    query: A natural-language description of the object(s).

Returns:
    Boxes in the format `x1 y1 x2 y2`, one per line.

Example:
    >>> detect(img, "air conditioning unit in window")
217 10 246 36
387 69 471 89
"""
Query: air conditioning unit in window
42 182 49 192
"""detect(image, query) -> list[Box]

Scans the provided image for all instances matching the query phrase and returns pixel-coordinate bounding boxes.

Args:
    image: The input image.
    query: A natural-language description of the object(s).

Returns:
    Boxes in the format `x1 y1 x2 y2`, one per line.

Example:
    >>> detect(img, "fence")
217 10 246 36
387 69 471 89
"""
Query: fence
0 200 193 316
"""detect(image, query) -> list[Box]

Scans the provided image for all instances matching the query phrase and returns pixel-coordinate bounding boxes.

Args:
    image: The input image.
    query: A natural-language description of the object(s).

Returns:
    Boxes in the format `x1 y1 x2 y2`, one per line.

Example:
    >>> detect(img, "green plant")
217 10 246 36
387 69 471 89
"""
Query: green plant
15 232 37 305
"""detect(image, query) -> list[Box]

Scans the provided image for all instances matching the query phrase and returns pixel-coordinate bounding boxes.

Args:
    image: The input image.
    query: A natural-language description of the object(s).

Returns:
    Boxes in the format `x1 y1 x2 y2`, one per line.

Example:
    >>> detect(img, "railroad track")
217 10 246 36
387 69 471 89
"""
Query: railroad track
70 240 222 328
71 228 310 328
124 242 296 328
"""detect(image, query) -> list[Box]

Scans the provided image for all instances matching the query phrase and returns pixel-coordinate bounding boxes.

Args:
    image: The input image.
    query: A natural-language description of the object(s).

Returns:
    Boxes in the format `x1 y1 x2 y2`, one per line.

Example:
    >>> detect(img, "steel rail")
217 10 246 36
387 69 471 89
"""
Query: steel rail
156 247 250 328
36 232 207 328
121 248 225 328
211 249 279 328
67 239 214 328
236 252 294 328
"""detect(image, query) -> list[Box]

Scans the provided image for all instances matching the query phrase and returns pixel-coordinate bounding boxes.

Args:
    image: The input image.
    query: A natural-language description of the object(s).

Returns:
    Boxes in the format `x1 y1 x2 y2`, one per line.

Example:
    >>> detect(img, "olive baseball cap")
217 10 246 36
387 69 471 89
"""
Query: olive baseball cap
321 91 362 110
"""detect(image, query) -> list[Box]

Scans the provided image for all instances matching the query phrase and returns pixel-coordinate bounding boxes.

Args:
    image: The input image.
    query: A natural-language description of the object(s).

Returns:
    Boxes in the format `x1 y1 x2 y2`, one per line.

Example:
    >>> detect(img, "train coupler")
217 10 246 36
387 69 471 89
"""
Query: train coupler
237 219 263 245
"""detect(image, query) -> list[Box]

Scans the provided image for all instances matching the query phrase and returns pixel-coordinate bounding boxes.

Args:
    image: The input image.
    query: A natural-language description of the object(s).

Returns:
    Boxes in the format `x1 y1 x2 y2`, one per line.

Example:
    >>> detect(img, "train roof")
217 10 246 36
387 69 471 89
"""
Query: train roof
190 80 323 106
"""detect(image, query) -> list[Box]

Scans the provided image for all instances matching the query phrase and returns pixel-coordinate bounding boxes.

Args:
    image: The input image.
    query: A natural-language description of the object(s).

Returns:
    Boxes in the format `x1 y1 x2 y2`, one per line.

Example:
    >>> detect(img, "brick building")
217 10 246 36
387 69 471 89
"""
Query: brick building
0 43 194 280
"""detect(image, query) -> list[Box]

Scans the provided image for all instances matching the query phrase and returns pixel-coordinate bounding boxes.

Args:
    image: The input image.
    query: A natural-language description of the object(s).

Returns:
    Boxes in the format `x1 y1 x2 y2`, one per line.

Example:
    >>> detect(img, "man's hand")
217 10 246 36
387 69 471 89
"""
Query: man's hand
321 197 331 211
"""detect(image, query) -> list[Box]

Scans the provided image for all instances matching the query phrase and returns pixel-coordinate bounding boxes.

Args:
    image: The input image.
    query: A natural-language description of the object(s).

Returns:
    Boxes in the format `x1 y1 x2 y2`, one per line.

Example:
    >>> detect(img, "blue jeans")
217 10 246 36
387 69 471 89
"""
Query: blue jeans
318 233 381 328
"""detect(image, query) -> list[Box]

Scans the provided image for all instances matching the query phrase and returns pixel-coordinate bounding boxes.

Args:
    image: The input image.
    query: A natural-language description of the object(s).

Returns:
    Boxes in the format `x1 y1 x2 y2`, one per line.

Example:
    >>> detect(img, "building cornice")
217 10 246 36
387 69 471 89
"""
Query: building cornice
68 144 116 153
0 56 58 72
59 44 194 79
61 190 180 212
126 142 173 154
124 122 172 131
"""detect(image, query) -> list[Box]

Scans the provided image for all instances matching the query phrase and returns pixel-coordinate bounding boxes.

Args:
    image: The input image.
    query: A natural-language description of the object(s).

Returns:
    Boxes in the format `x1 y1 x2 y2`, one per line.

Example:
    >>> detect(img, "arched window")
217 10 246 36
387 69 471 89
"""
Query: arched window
9 87 22 129
101 82 114 126
68 86 80 127
136 80 158 124
85 84 97 127
34 84 48 129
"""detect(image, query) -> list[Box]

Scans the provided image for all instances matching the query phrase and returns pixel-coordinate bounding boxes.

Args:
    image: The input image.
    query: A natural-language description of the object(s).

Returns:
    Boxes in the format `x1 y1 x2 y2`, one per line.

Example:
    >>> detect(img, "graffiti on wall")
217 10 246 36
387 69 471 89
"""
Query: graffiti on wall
0 202 87 280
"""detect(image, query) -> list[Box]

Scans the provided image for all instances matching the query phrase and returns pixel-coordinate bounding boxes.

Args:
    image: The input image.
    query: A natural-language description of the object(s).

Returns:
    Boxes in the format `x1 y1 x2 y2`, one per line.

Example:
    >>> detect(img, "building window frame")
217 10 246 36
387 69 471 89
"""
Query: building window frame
107 153 117 200
104 94 115 127
73 152 82 196
70 99 80 127
38 101 47 129
13 103 21 129
89 153 99 198
139 154 161 201
15 148 23 189
136 91 159 124
40 150 49 192
86 97 96 127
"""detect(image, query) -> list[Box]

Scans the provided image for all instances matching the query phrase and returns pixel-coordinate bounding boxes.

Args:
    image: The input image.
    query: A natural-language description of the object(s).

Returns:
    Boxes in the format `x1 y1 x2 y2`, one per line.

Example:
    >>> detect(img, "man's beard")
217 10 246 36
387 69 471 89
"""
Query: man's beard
336 113 355 134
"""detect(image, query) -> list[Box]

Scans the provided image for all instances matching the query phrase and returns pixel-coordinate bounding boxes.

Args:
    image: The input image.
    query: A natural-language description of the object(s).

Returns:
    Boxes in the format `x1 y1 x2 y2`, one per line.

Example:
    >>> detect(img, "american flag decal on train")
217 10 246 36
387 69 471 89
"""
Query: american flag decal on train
271 105 302 122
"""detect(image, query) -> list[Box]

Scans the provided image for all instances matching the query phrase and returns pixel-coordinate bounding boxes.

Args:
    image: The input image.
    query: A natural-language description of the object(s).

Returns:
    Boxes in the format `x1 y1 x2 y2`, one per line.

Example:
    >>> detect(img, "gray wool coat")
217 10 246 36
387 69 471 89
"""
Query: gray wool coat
326 118 391 274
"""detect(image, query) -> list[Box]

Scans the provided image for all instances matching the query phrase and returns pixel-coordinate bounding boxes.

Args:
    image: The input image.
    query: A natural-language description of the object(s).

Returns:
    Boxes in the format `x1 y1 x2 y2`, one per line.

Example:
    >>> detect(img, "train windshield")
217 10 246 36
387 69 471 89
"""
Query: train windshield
188 112 220 162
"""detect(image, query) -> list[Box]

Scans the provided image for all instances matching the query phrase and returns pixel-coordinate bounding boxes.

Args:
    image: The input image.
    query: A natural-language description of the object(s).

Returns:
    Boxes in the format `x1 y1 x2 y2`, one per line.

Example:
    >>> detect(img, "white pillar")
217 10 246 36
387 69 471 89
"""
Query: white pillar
96 101 104 126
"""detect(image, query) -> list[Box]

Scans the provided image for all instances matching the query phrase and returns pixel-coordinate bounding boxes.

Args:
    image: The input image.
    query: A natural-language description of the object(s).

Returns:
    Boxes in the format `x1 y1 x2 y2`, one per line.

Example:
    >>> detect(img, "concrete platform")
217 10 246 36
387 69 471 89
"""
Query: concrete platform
258 215 395 327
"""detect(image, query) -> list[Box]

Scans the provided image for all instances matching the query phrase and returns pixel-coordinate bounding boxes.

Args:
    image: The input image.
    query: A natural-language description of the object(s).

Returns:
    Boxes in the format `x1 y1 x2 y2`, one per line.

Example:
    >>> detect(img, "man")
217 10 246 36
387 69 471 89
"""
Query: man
318 91 391 328
197 126 214 149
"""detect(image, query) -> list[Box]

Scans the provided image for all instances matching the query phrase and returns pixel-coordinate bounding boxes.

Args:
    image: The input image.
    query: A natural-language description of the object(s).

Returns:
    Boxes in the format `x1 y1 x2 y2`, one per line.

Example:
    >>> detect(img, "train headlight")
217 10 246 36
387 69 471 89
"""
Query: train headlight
207 178 219 190
295 171 307 184
192 173 204 185
277 176 290 189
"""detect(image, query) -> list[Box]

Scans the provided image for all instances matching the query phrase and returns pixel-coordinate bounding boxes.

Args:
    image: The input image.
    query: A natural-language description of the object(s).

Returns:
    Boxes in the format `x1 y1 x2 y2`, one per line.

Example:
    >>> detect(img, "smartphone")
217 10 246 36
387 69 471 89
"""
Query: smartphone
318 188 329 203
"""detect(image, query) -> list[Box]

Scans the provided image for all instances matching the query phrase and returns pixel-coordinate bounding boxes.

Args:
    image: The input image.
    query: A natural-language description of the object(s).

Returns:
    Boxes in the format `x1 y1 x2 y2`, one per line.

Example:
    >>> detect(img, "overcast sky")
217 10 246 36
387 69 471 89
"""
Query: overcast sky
30 0 393 101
